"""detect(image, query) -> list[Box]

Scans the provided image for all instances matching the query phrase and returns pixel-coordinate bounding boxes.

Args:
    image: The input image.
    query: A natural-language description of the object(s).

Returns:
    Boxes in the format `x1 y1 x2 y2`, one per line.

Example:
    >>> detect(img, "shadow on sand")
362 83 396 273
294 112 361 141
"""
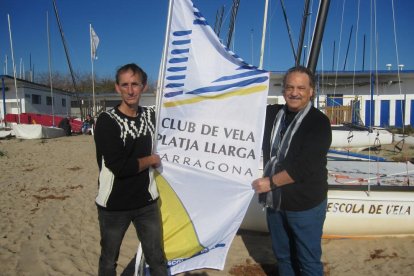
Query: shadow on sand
236 229 278 276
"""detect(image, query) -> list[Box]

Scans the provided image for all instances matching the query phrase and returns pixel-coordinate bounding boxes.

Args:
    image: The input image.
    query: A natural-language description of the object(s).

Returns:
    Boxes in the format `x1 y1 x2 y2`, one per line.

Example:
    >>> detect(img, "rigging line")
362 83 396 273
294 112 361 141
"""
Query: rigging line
352 0 361 97
266 0 278 69
367 0 374 132
391 1 404 119
321 45 324 97
279 0 297 62
366 0 374 191
306 0 314 52
333 0 346 98
391 0 406 149
374 0 379 97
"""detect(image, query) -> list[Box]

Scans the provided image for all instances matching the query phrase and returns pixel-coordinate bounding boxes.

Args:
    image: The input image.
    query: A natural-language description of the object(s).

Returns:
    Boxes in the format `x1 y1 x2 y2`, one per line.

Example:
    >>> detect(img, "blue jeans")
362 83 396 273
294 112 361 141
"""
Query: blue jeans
97 202 168 276
266 199 327 276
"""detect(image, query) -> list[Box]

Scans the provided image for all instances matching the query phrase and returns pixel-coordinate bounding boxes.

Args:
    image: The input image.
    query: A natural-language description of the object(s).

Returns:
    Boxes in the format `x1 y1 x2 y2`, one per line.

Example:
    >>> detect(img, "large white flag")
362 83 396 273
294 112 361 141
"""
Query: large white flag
90 25 99 60
145 0 268 274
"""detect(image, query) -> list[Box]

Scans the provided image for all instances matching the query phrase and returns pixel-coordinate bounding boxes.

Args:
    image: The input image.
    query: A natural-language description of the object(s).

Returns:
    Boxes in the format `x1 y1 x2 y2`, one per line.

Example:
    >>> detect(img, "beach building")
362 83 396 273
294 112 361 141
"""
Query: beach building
268 70 414 128
0 75 72 123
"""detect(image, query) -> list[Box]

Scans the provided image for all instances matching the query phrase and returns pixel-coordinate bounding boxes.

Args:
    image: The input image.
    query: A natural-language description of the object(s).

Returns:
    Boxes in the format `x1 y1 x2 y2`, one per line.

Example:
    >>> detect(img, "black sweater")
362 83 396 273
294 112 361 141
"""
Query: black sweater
263 104 332 211
94 105 158 211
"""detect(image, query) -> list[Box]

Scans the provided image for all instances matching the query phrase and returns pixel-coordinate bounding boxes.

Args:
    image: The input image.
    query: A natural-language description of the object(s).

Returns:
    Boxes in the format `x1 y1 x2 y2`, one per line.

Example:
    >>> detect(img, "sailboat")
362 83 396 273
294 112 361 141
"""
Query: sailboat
240 0 414 238
242 158 414 237
7 13 65 139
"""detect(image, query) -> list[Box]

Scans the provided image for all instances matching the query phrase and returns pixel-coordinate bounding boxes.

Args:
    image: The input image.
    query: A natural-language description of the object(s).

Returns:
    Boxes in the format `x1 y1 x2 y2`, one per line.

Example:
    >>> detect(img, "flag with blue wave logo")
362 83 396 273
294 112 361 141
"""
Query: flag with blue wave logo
150 0 268 274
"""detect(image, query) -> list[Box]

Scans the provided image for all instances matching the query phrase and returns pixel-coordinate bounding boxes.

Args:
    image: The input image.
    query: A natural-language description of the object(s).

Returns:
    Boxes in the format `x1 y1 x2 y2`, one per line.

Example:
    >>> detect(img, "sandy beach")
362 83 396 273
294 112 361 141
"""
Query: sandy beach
1 134 414 275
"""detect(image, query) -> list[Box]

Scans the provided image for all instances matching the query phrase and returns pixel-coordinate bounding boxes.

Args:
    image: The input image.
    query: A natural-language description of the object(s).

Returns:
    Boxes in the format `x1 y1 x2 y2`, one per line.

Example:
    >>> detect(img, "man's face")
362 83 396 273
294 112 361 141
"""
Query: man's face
115 69 146 108
283 72 313 112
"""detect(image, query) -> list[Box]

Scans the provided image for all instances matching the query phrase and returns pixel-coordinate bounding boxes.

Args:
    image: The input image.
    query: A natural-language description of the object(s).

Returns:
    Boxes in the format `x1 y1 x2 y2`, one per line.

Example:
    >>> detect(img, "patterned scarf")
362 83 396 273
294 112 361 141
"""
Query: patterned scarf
259 101 312 210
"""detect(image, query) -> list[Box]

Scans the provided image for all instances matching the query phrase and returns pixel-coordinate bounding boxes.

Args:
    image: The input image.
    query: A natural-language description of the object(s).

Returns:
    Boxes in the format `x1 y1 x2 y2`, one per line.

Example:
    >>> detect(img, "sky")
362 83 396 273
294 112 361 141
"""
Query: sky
1 0 413 84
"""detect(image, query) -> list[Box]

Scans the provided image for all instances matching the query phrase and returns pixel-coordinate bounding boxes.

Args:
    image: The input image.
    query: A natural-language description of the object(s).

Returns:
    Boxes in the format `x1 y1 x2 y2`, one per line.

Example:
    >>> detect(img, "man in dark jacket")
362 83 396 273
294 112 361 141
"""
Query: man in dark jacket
252 66 332 275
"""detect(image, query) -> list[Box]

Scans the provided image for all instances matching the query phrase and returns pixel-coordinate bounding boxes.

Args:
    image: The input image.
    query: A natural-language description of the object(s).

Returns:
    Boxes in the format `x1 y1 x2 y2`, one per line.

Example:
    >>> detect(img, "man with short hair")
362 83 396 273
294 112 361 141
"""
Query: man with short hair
252 66 332 275
94 63 167 276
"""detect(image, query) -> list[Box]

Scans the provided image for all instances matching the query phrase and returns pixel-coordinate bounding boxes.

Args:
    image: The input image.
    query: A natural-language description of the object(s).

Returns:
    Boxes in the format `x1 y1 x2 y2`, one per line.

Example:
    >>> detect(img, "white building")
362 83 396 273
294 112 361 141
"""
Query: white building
268 70 414 128
0 75 72 120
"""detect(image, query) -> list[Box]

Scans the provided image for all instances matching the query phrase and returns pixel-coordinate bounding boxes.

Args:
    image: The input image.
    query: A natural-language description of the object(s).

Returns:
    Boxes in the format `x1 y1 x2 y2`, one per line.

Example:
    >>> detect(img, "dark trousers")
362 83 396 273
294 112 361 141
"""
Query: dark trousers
97 203 168 276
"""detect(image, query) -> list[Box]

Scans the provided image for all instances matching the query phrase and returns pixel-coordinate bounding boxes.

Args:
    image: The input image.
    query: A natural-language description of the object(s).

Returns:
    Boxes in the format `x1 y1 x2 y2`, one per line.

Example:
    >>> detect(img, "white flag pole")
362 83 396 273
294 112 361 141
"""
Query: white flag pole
90 24 96 117
138 1 174 273
259 0 269 69
153 0 175 152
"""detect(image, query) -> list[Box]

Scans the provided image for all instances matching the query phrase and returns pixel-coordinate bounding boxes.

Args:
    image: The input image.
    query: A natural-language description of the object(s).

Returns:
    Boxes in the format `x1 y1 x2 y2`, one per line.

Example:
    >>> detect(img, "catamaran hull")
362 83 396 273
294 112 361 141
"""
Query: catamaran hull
241 189 414 238
331 126 393 148
241 160 414 237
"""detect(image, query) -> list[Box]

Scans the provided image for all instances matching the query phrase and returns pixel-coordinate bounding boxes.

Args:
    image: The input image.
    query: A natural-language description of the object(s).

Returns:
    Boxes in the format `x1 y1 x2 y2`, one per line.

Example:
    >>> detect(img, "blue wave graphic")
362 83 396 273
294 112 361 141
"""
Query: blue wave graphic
164 91 183 98
172 39 191 45
214 70 266 82
194 19 207 25
186 76 268 95
169 57 188 63
168 67 187 72
167 75 186 80
171 49 190 54
173 30 192 36
166 83 184 88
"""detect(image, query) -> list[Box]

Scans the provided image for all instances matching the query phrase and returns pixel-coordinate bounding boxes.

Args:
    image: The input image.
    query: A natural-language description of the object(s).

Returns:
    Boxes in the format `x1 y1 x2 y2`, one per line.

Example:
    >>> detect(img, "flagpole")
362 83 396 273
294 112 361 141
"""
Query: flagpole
153 0 174 152
259 0 269 69
90 24 96 117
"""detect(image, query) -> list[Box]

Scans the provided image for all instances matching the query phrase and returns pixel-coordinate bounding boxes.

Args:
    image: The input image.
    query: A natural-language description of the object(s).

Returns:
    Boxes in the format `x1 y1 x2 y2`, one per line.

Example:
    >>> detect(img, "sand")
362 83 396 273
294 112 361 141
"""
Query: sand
1 135 414 275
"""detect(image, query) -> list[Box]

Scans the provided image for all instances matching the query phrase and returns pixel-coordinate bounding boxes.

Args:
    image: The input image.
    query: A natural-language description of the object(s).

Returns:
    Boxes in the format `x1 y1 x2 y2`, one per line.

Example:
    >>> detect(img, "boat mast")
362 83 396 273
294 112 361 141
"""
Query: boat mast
7 14 20 123
2 77 6 127
307 0 331 73
47 12 55 127
296 0 311 67
362 34 366 71
226 0 240 49
214 5 225 37
343 25 353 70
331 40 335 71
52 0 83 118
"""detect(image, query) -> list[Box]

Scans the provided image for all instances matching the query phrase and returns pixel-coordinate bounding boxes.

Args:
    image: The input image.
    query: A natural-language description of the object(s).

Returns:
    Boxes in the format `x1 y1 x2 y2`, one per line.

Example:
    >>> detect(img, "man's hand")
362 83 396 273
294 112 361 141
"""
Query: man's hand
138 154 161 172
251 177 272 194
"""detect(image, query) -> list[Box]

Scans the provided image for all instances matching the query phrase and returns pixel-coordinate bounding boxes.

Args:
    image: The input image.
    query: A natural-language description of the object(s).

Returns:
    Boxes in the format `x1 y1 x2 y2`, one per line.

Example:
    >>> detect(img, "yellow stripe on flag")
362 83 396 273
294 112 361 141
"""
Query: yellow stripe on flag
163 85 268 108
155 171 204 259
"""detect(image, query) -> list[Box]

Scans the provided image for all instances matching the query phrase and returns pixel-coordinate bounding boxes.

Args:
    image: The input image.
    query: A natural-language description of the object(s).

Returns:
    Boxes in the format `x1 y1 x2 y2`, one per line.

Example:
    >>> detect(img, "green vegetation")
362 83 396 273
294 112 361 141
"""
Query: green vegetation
35 71 157 94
